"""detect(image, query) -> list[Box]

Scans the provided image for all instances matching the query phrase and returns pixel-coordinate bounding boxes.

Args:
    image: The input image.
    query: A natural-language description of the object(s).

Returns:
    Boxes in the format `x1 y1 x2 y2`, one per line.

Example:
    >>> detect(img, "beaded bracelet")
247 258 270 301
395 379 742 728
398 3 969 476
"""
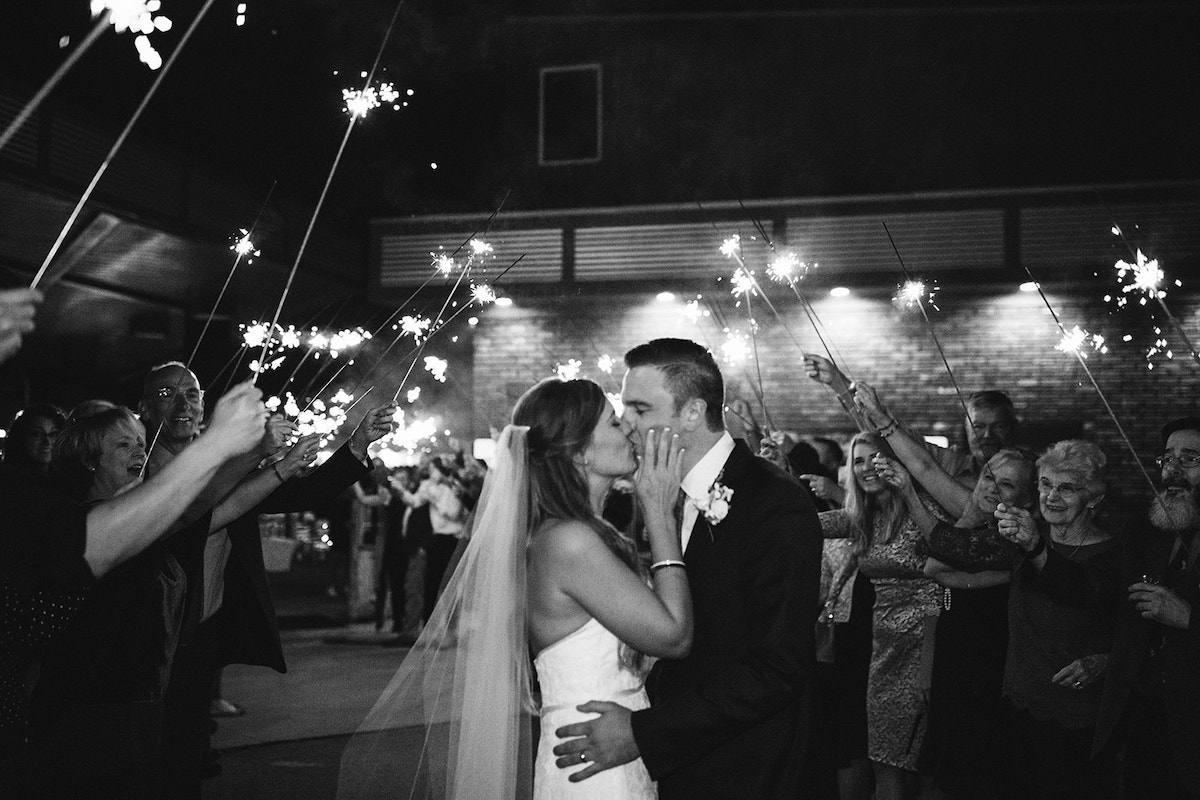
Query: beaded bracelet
650 560 687 574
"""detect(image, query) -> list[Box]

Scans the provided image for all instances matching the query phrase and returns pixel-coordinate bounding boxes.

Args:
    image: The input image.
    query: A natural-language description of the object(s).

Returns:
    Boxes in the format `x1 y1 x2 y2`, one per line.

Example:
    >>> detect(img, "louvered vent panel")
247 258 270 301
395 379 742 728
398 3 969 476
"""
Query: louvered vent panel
379 229 562 286
0 91 39 169
1021 203 1200 268
785 209 1004 273
574 223 773 281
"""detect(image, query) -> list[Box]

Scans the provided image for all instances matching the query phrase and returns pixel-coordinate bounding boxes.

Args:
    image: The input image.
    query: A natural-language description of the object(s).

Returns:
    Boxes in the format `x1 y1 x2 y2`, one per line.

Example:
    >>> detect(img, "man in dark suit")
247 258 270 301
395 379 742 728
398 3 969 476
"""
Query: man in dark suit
138 361 396 797
1092 417 1200 798
553 338 822 798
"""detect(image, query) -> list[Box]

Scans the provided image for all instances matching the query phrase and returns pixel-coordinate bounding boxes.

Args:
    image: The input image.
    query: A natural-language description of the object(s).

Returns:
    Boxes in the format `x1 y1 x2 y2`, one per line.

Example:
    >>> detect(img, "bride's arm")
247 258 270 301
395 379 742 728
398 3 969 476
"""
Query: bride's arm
534 427 692 658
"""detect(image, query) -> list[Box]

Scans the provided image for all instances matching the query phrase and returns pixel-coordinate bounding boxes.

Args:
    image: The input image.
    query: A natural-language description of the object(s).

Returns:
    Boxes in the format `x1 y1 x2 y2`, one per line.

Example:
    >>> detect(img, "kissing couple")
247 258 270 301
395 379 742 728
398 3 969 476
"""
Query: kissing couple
338 338 822 799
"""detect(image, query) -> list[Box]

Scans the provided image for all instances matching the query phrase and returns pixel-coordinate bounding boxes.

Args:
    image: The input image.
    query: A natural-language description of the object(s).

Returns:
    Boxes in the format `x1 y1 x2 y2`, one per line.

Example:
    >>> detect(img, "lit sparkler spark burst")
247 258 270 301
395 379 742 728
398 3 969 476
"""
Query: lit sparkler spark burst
597 354 615 374
406 387 421 404
767 251 802 283
893 279 939 311
1114 250 1169 307
327 328 370 358
720 329 751 366
1054 326 1109 358
1144 326 1173 371
342 85 381 119
682 298 709 325
469 239 494 257
555 359 583 381
719 235 742 260
369 410 441 467
424 356 449 383
231 228 260 261
93 1 172 70
433 252 456 275
241 321 272 349
279 327 301 350
398 315 432 341
471 284 497 305
730 268 757 298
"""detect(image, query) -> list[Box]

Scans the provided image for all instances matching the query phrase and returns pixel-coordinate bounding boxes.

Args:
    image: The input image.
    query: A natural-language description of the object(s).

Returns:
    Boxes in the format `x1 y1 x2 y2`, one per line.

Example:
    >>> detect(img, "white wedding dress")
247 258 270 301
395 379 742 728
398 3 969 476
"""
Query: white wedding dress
533 617 657 800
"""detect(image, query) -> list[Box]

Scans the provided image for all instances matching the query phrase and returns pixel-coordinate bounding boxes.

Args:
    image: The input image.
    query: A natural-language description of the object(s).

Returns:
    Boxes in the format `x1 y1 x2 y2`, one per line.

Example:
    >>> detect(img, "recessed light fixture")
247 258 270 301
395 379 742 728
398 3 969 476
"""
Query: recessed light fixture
1019 281 1039 293
830 287 850 298
494 297 513 307
656 292 676 302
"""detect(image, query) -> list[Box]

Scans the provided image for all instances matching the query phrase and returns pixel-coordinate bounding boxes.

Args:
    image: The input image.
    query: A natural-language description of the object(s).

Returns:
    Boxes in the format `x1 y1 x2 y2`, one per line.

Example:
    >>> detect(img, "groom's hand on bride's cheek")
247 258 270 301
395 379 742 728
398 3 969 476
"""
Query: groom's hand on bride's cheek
552 701 639 781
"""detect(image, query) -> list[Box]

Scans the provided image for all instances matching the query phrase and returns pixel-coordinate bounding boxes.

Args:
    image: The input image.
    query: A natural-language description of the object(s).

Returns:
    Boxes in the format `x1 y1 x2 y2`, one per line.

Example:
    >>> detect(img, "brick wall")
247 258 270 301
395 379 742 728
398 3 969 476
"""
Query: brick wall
470 285 1200 511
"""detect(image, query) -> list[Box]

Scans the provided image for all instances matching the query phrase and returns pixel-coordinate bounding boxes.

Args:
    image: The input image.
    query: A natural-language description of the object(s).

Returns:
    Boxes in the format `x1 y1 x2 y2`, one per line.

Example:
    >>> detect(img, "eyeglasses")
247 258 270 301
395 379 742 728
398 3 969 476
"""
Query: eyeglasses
152 387 203 403
1155 453 1200 470
1037 478 1084 498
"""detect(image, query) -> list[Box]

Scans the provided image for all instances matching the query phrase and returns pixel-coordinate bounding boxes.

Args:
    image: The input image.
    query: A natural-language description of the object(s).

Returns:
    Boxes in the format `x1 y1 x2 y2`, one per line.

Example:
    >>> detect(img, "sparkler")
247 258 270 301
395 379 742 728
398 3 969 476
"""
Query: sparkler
424 356 448 383
893 279 940 312
720 236 774 428
1055 326 1109 358
882 222 970 424
597 354 615 374
30 0 220 290
555 359 583 381
252 0 408 383
1020 261 1167 506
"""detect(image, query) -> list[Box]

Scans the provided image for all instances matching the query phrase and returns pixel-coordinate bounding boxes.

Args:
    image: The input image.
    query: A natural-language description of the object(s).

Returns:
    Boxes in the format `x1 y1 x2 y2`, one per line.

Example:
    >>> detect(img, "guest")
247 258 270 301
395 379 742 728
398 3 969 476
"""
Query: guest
27 406 321 798
848 379 1033 800
0 384 267 796
978 440 1120 800
374 468 413 635
819 433 941 800
812 436 846 476
1006 418 1200 798
815 537 875 800
1 404 66 481
138 361 394 798
395 455 467 621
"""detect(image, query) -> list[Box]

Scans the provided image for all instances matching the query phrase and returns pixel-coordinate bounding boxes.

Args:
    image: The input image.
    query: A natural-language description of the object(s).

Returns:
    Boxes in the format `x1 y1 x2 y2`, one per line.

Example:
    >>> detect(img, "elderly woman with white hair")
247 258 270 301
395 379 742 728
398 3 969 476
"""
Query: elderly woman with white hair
992 440 1120 800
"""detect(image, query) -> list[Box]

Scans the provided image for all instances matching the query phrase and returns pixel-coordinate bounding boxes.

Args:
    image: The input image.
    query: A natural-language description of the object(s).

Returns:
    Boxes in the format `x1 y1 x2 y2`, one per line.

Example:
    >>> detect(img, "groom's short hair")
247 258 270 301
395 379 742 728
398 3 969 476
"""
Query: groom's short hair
625 338 725 432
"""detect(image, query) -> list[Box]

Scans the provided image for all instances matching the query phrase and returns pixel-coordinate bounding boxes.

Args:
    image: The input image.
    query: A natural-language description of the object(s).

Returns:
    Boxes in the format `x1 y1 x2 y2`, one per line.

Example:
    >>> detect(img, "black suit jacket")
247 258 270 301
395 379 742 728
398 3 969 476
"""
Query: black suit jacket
629 439 822 799
1081 522 1200 791
203 443 369 673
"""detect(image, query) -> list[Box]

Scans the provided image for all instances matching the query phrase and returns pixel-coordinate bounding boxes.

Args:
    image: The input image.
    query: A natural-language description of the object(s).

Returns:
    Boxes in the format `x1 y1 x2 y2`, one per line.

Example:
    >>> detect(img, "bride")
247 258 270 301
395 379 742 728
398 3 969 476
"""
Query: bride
338 378 692 800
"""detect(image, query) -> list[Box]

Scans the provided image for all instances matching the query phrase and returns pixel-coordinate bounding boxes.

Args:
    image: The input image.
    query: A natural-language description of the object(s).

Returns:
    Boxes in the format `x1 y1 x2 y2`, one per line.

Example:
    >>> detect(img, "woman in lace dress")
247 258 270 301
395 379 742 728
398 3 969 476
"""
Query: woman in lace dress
819 432 940 800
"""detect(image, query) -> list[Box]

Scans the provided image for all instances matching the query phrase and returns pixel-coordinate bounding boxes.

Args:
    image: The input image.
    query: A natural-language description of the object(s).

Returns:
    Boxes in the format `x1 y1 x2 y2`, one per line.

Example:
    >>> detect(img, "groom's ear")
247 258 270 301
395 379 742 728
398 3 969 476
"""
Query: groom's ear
680 398 706 433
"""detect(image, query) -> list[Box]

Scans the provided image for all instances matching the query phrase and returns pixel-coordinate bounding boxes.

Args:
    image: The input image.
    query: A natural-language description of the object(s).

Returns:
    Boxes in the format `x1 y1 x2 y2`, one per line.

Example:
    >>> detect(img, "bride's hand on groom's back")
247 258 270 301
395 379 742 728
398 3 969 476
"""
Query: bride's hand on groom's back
635 427 684 527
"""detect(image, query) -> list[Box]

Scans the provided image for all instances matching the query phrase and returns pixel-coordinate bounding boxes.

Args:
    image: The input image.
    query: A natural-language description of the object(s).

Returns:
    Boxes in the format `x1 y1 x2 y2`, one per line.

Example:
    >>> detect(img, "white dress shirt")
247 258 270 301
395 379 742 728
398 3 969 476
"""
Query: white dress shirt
678 431 735 553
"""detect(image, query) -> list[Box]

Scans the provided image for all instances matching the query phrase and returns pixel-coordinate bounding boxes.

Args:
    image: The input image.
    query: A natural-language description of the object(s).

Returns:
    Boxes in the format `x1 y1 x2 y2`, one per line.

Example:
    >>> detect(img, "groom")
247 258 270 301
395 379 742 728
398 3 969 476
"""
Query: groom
553 338 822 798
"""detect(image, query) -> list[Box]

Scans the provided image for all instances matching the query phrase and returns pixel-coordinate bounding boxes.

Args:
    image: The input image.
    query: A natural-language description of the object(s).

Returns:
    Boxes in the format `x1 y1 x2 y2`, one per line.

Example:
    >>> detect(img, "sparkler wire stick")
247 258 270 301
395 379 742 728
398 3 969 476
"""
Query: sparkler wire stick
30 0 220 289
1021 263 1166 503
0 14 110 155
882 222 972 424
386 255 525 404
252 0 407 383
740 287 775 430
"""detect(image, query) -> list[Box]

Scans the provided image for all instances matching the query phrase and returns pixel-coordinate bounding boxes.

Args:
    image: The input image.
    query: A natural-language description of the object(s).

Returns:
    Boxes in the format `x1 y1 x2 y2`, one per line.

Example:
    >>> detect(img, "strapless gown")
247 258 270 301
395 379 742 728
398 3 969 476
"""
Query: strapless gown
533 618 656 800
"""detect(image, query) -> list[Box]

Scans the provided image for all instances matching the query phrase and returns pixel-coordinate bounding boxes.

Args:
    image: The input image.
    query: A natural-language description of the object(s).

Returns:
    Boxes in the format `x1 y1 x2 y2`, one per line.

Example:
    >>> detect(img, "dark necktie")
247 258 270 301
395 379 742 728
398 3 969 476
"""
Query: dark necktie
673 490 688 544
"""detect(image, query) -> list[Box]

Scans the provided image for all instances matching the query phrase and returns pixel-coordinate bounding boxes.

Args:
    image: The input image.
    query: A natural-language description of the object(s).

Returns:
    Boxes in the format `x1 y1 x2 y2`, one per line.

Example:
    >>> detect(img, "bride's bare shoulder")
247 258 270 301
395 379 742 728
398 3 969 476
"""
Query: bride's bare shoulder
528 518 604 562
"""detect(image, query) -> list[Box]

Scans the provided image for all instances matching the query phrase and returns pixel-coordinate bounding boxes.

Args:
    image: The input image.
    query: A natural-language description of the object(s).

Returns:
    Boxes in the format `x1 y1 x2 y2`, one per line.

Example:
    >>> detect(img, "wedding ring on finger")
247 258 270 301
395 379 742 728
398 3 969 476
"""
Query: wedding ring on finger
579 752 588 763
1073 681 1083 689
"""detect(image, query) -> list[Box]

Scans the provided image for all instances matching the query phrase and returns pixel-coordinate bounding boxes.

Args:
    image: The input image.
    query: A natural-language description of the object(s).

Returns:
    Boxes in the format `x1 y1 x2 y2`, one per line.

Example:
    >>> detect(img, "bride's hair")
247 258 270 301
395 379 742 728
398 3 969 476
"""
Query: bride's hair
513 377 647 670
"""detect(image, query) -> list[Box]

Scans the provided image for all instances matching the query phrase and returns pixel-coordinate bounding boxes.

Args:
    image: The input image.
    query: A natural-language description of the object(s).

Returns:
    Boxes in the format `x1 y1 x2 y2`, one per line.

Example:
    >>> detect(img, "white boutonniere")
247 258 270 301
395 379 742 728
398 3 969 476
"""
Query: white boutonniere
693 477 733 526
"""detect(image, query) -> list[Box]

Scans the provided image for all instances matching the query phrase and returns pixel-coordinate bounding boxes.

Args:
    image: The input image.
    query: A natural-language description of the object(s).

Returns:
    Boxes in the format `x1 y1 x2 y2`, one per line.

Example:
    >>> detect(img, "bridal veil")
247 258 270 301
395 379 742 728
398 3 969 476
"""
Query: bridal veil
338 425 535 800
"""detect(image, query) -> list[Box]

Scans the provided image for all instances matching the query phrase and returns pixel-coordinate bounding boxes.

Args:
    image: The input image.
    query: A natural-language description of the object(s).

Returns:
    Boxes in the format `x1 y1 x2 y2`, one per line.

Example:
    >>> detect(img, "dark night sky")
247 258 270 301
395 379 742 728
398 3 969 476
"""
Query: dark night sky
3 1 1198 219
